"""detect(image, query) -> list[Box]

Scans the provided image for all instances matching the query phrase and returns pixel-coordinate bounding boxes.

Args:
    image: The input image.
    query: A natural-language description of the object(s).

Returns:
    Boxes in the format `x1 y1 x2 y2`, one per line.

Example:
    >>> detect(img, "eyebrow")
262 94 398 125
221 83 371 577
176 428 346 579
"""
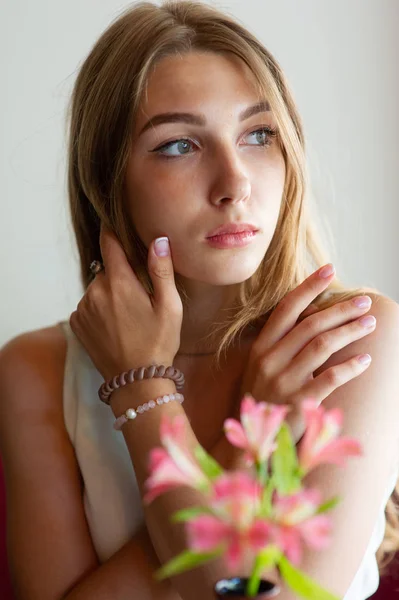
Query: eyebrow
138 100 271 138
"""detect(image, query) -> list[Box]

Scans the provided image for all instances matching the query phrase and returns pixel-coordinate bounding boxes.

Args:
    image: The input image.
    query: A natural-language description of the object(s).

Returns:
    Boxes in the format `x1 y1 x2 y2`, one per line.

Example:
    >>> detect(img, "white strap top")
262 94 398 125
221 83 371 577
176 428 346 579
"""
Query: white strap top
59 319 397 599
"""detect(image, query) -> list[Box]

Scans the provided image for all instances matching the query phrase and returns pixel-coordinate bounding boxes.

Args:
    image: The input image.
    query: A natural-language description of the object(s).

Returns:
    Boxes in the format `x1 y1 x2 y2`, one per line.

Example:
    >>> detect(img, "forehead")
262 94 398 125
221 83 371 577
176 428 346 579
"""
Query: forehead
136 51 261 121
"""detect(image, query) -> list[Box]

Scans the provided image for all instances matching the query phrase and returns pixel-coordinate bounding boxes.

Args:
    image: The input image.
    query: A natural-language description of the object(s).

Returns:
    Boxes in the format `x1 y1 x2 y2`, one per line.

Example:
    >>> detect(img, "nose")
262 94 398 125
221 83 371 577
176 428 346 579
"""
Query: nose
208 146 251 207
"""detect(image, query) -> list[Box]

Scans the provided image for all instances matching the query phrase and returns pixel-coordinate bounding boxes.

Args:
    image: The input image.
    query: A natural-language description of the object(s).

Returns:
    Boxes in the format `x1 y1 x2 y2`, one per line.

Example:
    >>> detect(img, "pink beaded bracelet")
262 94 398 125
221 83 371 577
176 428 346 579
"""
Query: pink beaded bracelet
98 364 185 404
113 392 184 430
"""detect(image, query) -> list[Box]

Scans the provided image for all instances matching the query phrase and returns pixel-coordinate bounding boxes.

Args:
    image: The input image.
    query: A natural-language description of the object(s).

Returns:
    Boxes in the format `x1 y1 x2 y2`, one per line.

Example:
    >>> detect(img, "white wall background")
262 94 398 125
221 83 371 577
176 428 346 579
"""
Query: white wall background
1 0 398 345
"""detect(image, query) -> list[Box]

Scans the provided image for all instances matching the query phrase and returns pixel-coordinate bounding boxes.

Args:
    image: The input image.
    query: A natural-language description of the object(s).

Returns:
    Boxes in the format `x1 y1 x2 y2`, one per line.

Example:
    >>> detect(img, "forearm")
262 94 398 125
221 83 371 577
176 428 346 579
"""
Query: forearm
101 379 279 600
108 378 234 600
63 522 181 600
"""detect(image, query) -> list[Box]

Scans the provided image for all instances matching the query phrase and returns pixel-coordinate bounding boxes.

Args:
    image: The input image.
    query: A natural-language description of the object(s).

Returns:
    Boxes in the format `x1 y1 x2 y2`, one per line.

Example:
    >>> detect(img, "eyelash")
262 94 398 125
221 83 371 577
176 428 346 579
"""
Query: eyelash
151 126 278 159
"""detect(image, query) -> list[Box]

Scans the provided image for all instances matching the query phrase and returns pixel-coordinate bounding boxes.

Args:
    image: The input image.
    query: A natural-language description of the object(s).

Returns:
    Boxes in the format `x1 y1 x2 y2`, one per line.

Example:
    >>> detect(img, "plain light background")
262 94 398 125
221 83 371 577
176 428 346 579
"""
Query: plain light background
1 0 398 346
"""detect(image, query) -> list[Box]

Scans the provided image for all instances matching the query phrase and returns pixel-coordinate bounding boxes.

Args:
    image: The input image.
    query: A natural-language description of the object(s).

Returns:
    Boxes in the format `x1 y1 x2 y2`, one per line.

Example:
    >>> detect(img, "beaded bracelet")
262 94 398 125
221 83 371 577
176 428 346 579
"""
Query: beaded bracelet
98 364 185 404
113 392 184 430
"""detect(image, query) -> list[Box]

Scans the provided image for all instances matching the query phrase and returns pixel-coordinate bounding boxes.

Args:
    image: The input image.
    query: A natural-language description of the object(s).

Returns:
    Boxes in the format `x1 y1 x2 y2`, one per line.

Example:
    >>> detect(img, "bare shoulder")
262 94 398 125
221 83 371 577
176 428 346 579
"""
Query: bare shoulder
318 289 399 368
0 321 67 367
0 323 67 417
0 324 100 598
364 289 398 309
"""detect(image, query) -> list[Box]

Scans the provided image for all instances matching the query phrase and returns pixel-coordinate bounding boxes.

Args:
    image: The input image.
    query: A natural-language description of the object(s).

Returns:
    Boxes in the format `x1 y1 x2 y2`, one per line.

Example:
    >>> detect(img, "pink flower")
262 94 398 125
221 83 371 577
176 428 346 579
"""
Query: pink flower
223 394 291 467
186 471 272 571
143 414 210 504
297 399 363 475
269 488 332 565
210 471 263 528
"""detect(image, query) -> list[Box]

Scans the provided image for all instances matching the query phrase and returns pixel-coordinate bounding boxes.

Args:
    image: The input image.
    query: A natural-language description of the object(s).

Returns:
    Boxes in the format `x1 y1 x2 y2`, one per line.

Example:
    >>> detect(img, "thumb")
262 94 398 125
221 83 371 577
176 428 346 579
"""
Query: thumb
148 236 178 307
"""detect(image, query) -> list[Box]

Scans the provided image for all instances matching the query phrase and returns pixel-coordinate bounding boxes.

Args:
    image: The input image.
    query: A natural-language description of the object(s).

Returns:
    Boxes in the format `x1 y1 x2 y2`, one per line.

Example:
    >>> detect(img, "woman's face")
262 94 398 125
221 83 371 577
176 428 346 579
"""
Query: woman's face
126 51 286 287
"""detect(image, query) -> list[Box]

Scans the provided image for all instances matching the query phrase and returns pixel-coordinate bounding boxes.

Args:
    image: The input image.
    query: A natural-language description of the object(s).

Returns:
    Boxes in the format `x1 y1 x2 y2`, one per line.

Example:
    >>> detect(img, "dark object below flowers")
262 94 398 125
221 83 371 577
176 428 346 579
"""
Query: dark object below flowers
214 577 280 598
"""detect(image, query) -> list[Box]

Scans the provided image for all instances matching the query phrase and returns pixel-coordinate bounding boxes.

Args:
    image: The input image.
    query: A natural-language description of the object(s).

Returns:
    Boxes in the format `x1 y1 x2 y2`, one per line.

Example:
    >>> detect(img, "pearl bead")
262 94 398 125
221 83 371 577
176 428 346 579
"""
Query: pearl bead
163 395 170 403
156 397 163 405
137 406 144 414
148 400 156 408
126 408 137 419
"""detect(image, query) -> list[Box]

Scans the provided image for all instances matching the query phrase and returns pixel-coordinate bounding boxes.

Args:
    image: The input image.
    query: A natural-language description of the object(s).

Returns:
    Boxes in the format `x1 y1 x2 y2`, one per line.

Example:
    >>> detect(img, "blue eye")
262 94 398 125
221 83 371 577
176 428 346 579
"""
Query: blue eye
151 126 278 159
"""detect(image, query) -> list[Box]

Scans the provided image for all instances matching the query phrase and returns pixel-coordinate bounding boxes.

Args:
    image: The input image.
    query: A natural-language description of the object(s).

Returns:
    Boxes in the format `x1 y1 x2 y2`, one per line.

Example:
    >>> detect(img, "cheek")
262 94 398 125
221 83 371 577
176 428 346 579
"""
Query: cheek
125 181 191 248
260 158 286 210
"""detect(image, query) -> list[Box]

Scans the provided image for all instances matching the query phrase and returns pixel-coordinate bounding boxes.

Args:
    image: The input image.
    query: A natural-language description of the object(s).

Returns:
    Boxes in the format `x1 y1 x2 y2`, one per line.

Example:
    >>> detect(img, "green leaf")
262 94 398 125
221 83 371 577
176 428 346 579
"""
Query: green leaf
256 459 269 486
271 423 302 495
277 554 340 600
246 546 282 596
171 505 215 523
193 445 224 480
154 547 224 581
259 475 275 518
315 496 341 514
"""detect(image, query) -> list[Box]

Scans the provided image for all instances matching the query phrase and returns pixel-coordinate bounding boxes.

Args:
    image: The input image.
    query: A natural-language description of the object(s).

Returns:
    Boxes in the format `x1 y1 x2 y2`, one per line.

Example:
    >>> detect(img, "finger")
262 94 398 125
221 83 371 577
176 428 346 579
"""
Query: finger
99 222 134 280
255 263 336 352
295 353 373 405
267 295 373 375
283 314 376 390
147 236 179 309
297 303 319 322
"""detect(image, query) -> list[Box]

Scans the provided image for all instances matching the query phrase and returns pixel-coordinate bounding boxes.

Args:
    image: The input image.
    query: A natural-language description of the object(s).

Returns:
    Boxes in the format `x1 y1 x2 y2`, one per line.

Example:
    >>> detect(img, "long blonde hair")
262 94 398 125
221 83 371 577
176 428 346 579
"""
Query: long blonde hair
65 0 399 575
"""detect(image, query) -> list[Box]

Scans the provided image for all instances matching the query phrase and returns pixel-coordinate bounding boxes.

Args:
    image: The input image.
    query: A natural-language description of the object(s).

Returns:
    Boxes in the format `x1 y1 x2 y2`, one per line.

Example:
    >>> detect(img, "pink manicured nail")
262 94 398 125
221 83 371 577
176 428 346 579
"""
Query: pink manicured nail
154 237 170 257
353 296 372 308
318 264 335 278
358 354 372 365
359 315 376 328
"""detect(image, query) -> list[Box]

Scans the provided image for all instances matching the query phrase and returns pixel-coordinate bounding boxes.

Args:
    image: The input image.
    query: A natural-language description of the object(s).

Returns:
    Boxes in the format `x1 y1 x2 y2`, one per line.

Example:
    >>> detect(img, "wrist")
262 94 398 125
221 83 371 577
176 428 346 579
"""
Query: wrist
103 356 177 384
109 376 178 417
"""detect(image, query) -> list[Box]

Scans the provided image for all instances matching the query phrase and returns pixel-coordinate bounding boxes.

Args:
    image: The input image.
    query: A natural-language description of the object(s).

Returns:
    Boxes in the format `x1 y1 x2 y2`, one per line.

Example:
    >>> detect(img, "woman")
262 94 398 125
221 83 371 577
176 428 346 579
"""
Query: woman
1 1 399 599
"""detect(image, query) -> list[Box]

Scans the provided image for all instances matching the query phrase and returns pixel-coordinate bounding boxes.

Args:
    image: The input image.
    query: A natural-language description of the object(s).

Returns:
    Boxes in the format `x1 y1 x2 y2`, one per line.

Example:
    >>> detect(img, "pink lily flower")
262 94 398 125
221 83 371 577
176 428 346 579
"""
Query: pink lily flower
223 394 291 467
143 414 210 505
297 399 363 475
269 488 332 565
186 471 272 571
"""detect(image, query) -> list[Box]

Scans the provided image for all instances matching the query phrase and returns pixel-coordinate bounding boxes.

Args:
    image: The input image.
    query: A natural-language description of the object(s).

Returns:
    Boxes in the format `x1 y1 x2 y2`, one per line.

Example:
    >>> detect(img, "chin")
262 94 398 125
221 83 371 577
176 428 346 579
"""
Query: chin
178 259 263 286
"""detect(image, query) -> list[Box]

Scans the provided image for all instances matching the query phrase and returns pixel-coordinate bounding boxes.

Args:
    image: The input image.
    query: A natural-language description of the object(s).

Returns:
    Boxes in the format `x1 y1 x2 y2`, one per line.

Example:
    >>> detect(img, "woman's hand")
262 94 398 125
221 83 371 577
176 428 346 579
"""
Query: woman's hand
210 264 376 466
238 264 376 443
69 224 183 382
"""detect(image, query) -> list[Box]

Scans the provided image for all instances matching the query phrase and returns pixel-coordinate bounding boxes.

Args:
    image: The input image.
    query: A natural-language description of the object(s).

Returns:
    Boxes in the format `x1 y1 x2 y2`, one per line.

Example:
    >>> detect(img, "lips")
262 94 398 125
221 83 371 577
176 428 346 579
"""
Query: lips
206 222 258 238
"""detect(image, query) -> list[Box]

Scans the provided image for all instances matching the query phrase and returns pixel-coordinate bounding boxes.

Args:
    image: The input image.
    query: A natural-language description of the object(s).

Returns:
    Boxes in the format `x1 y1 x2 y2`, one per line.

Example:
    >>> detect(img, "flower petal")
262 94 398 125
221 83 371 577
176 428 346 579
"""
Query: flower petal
223 419 249 450
241 395 265 448
186 515 231 552
144 451 200 504
225 532 244 571
210 472 262 528
298 514 332 550
247 519 273 551
258 404 291 462
158 415 210 485
297 400 354 473
272 488 322 525
272 525 303 566
308 437 363 470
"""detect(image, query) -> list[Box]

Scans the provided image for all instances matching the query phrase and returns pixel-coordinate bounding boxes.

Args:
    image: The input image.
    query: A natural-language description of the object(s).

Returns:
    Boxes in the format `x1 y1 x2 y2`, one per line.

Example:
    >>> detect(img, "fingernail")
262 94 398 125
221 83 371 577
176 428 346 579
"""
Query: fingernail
154 237 170 257
319 263 335 279
358 354 372 365
352 295 372 308
359 315 376 328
